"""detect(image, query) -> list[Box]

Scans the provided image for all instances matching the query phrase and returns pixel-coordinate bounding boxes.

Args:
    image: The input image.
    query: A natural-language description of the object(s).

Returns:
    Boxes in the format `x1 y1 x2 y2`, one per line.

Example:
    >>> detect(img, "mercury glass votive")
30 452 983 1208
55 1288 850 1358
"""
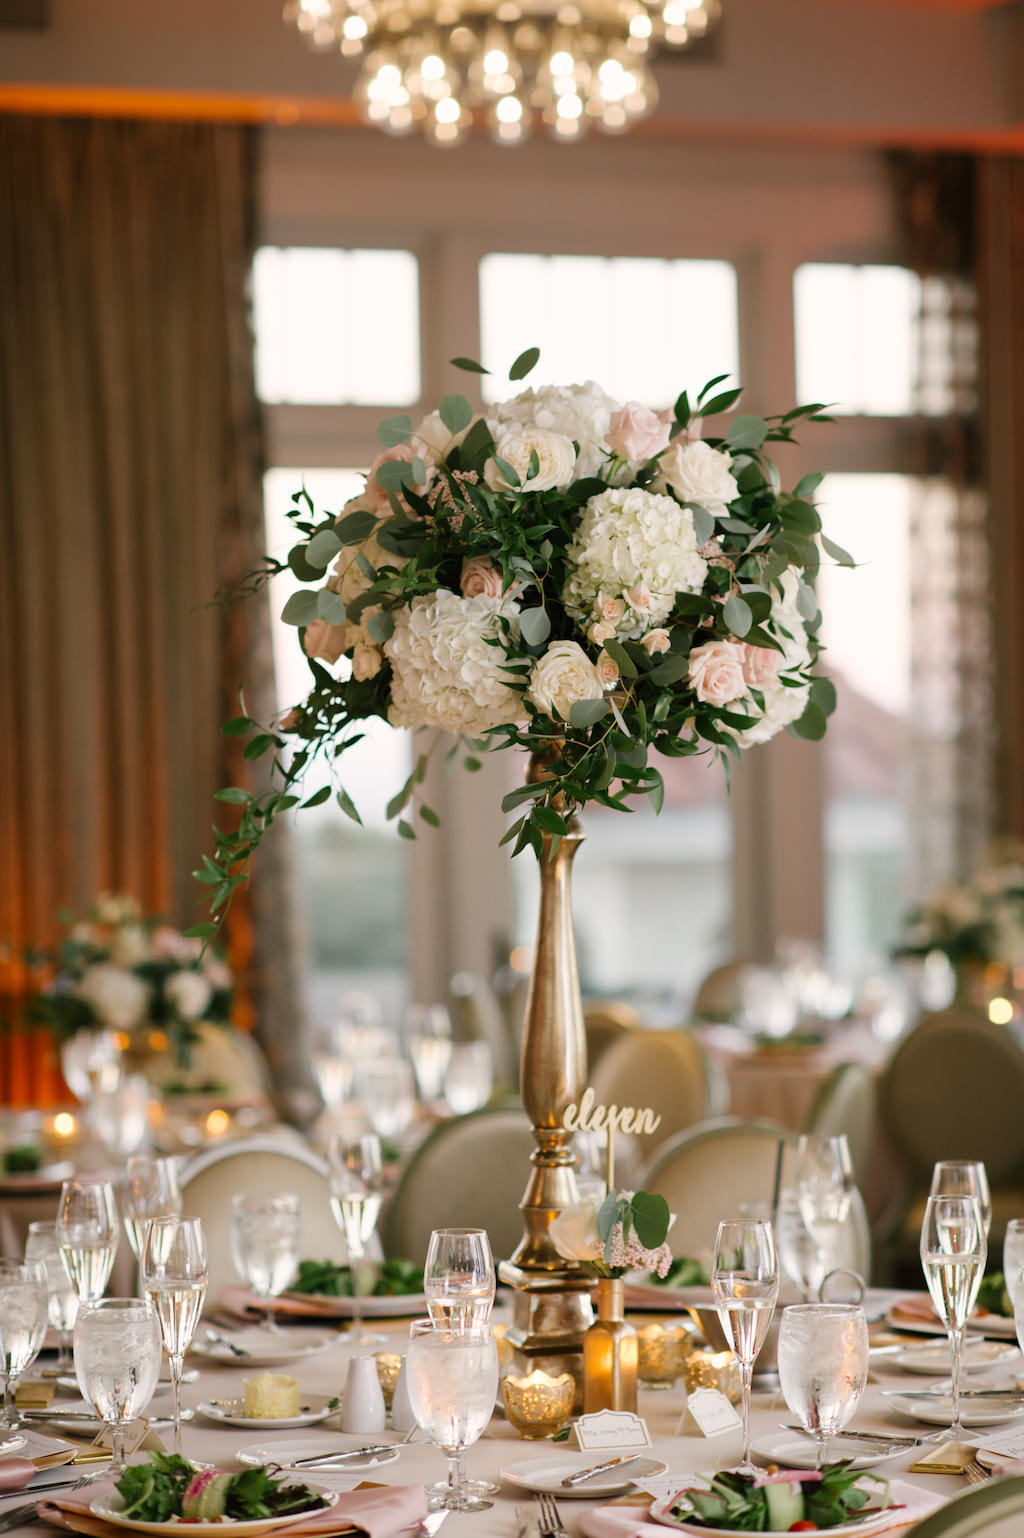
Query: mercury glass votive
683 1348 741 1404
636 1323 692 1389
374 1352 402 1409
501 1369 575 1439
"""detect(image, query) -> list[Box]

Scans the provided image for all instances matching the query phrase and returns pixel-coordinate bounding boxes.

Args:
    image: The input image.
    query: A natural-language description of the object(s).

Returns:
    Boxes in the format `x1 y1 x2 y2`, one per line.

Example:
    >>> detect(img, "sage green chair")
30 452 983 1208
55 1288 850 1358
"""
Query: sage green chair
902 1476 1024 1536
590 1027 721 1166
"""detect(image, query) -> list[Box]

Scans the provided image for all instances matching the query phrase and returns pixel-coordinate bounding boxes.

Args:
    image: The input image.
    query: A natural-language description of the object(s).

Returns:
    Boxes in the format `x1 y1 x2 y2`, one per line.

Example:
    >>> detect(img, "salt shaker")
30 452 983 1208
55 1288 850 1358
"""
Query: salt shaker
341 1354 387 1433
389 1356 416 1433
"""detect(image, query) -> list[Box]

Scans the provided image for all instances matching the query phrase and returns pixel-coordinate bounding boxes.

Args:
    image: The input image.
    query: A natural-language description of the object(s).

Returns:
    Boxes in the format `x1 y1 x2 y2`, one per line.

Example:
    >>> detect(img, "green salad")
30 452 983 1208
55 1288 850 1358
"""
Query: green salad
669 1465 893 1532
292 1256 424 1297
648 1256 710 1288
976 1271 1013 1317
1 1145 42 1175
115 1453 329 1524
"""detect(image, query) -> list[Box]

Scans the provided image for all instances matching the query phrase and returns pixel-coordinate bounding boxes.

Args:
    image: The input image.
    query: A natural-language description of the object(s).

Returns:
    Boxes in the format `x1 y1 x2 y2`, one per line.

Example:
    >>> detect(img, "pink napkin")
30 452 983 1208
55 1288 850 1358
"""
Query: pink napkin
888 1294 942 1326
0 1458 38 1494
216 1286 350 1321
577 1480 947 1538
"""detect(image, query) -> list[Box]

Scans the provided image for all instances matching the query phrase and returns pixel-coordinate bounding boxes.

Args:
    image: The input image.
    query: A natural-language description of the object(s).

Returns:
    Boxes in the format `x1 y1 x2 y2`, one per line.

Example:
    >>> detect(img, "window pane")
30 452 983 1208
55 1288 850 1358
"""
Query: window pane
254 248 420 406
479 254 739 409
264 468 412 1020
795 264 921 416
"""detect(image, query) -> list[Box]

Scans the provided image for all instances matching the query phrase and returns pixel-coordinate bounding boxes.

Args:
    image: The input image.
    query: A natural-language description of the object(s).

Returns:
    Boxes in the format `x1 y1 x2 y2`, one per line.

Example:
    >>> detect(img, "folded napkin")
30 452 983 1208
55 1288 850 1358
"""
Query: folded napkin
888 1295 942 1327
576 1481 947 1538
909 1441 978 1476
216 1286 346 1322
37 1478 428 1538
0 1458 39 1494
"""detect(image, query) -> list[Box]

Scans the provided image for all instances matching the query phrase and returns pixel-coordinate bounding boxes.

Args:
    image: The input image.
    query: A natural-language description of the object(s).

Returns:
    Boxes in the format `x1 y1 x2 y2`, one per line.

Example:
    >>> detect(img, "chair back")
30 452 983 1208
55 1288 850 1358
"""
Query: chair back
179 1134 372 1297
590 1028 717 1164
381 1106 535 1264
807 1061 878 1188
879 1007 1024 1180
583 1000 641 1072
902 1476 1024 1537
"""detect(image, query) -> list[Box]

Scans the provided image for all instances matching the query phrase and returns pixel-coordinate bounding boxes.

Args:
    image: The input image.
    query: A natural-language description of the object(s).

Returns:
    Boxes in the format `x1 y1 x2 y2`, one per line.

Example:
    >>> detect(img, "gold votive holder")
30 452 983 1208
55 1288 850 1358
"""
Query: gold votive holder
683 1348 740 1404
636 1323 691 1389
374 1352 402 1409
501 1369 575 1439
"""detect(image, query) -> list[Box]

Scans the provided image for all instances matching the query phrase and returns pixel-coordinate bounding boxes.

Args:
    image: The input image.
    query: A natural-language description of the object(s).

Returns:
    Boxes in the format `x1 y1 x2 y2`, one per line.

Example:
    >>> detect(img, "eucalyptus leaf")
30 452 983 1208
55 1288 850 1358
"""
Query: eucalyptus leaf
631 1191 671 1249
305 527 342 569
509 345 540 381
440 393 474 434
316 589 346 624
822 533 856 568
367 610 395 644
281 589 319 627
790 700 828 740
377 413 413 448
725 414 768 451
450 356 490 374
689 503 715 546
603 638 637 679
723 593 753 637
568 697 610 728
519 606 551 646
335 509 379 544
796 581 819 621
376 459 416 492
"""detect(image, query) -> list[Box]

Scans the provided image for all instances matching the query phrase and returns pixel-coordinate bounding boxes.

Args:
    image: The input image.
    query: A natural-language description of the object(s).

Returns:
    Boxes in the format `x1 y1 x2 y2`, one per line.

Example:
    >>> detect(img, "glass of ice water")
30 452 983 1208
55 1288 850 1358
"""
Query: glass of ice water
25 1221 79 1371
406 1318 499 1511
355 1060 417 1141
1004 1219 1024 1310
56 1177 120 1302
425 1229 495 1333
0 1259 49 1429
230 1193 300 1333
74 1298 162 1474
778 1303 869 1467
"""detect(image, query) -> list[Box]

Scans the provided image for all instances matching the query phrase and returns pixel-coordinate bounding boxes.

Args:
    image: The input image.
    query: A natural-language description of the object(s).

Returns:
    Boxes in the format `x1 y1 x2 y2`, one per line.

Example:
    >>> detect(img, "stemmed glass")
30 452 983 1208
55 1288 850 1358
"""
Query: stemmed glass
230 1193 300 1334
931 1161 992 1239
328 1135 385 1348
711 1218 780 1473
920 1193 986 1445
74 1298 162 1475
1004 1219 1024 1310
774 1189 825 1304
25 1221 79 1372
795 1134 855 1296
122 1156 182 1260
355 1061 417 1142
406 1318 499 1511
777 1303 869 1467
140 1217 208 1451
405 1004 453 1103
56 1178 120 1302
442 1043 494 1115
425 1229 495 1331
0 1259 48 1429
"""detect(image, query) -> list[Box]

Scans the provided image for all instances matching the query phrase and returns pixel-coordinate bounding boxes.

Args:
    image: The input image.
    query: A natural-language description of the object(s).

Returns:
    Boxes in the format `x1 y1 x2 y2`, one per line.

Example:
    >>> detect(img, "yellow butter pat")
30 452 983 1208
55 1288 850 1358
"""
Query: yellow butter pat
243 1373 301 1419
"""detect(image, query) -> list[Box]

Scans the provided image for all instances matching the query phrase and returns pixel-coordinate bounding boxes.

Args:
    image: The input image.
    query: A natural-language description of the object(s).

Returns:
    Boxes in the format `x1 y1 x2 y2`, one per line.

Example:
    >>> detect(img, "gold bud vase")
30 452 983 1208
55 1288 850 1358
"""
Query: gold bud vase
583 1277 638 1414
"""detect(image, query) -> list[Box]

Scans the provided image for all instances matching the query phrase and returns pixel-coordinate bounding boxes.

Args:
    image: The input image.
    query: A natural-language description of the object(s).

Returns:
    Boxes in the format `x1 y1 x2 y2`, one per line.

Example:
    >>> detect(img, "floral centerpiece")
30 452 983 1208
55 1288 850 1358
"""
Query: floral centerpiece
30 892 234 1067
897 844 1024 993
550 1188 674 1277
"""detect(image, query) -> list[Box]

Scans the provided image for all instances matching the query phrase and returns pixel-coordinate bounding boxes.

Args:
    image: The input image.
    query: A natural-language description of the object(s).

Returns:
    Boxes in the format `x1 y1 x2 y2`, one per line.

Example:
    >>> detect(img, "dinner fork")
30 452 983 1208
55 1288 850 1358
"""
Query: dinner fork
963 1458 990 1486
536 1493 571 1538
0 1472 104 1533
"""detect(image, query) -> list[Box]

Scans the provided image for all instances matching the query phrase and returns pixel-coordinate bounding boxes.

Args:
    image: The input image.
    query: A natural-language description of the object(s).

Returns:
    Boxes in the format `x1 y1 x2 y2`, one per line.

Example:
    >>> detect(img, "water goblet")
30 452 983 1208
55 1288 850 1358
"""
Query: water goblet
931 1161 992 1239
774 1189 825 1303
795 1134 856 1294
442 1042 493 1116
406 1318 499 1511
405 1004 453 1103
140 1217 208 1452
25 1221 79 1371
355 1060 417 1141
74 1298 162 1475
56 1177 120 1302
89 1075 152 1158
122 1155 182 1261
328 1135 385 1348
1004 1219 1024 1309
425 1229 495 1332
778 1303 869 1467
920 1193 986 1445
0 1259 48 1429
711 1218 779 1473
230 1193 300 1333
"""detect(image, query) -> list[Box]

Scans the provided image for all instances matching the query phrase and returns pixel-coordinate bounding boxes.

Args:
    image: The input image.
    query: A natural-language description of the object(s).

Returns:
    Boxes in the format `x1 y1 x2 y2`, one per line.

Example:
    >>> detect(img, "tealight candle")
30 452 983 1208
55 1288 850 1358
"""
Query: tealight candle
501 1368 575 1439
374 1352 402 1409
683 1348 740 1404
637 1322 692 1389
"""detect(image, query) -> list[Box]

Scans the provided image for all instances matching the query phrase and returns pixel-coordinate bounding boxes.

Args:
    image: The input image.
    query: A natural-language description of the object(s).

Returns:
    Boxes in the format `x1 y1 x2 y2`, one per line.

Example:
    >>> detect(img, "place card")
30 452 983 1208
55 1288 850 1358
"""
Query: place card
970 1422 1024 1461
91 1420 162 1457
677 1387 742 1438
574 1410 652 1450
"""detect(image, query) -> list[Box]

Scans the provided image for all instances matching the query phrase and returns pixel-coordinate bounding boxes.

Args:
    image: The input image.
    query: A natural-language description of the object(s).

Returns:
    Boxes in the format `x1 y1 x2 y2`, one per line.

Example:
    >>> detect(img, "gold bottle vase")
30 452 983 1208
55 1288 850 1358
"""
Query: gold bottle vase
583 1277 638 1414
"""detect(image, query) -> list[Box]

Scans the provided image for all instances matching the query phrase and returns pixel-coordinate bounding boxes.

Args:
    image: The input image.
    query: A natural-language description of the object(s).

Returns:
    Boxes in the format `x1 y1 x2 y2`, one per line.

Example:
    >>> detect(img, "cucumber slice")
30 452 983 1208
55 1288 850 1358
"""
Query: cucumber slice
764 1480 804 1530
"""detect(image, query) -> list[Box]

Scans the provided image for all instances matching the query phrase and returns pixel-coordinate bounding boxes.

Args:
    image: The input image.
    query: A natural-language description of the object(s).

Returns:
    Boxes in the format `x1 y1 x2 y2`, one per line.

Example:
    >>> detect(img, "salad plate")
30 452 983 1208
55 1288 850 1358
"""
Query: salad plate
191 1330 338 1367
892 1339 1018 1375
750 1432 909 1472
195 1394 337 1430
499 1455 667 1498
277 1291 427 1320
966 1312 1018 1339
647 1486 903 1536
886 1391 1024 1427
90 1487 336 1535
236 1438 400 1470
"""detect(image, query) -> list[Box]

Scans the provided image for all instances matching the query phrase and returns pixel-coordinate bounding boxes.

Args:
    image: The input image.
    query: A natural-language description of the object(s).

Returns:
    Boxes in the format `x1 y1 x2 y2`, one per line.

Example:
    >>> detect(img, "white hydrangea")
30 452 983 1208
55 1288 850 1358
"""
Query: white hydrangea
76 964 149 1031
487 381 620 481
384 591 528 735
165 969 213 1022
563 486 708 638
732 568 812 747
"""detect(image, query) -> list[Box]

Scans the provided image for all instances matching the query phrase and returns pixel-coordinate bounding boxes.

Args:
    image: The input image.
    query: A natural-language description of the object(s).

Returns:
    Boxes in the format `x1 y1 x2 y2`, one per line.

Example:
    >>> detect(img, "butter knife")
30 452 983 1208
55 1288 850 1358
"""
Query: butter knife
561 1454 641 1487
290 1443 397 1468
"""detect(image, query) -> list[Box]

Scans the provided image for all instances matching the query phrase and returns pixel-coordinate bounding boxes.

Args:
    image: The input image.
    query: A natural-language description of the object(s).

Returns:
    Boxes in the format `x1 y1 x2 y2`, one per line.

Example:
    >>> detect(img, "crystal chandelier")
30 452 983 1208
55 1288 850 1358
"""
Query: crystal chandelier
284 0 721 145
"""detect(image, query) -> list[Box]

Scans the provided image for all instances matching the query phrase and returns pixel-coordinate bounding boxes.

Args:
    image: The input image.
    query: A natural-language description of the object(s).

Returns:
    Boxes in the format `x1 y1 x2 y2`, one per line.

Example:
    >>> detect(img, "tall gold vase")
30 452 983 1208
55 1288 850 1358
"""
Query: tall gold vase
498 751 595 1402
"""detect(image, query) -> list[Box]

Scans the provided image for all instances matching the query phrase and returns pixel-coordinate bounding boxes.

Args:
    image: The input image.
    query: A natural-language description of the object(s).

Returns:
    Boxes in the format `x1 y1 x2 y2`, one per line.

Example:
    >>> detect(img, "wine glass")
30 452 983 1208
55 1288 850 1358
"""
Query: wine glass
425 1229 495 1331
59 1029 122 1104
1004 1219 1024 1309
122 1156 182 1260
74 1298 162 1475
0 1259 49 1429
711 1218 779 1473
25 1221 79 1372
56 1177 120 1301
795 1134 855 1295
89 1076 151 1158
355 1060 417 1141
140 1217 208 1452
230 1193 300 1333
406 1318 499 1511
442 1042 494 1115
328 1135 384 1348
309 1019 356 1110
777 1303 869 1467
931 1161 992 1239
405 1004 453 1102
920 1193 986 1445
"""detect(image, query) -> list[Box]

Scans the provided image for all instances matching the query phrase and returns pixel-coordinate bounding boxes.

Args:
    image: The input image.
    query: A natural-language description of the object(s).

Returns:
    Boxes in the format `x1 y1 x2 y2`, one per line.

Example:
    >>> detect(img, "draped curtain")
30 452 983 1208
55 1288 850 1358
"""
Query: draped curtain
0 116 300 1104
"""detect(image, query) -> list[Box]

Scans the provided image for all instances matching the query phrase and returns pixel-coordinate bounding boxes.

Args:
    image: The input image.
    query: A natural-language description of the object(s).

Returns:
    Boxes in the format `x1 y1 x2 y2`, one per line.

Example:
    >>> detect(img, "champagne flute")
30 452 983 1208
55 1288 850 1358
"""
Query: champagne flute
921 1193 986 1445
230 1193 300 1333
122 1156 182 1260
0 1259 48 1429
795 1134 855 1296
355 1060 417 1141
25 1221 79 1372
425 1229 495 1331
56 1178 119 1302
406 1318 499 1511
778 1303 868 1467
74 1298 161 1475
140 1217 208 1452
931 1161 992 1239
712 1218 779 1473
328 1135 384 1348
405 1004 453 1102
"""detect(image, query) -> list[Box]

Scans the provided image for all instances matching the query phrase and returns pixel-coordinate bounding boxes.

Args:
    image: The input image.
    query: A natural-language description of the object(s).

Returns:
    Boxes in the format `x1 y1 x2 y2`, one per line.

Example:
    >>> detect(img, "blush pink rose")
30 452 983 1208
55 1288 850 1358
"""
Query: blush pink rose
303 617 348 665
597 595 626 622
607 403 671 463
687 639 747 706
460 556 504 599
589 620 617 645
742 644 782 689
641 628 671 656
626 583 652 613
595 650 620 688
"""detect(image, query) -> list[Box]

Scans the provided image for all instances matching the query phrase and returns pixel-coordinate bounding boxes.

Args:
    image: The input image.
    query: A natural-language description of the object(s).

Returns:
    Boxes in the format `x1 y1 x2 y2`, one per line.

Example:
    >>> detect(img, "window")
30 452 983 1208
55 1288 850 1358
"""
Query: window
794 263 921 416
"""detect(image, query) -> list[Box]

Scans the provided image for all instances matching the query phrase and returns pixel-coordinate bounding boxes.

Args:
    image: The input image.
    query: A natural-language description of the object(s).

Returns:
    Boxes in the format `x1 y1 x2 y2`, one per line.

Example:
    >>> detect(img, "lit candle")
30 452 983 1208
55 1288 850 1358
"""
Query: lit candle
501 1368 575 1438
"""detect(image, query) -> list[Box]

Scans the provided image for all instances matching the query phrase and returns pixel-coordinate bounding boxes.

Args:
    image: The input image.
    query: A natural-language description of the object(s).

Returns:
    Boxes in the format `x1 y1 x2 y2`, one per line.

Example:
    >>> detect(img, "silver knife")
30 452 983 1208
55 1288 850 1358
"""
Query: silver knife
562 1454 641 1487
882 1388 1024 1401
780 1423 926 1448
290 1443 398 1468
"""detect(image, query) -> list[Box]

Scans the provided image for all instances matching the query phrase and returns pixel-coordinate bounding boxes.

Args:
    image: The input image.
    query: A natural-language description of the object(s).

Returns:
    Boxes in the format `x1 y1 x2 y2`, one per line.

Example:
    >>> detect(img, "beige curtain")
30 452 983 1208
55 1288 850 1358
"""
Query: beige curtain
0 116 305 1099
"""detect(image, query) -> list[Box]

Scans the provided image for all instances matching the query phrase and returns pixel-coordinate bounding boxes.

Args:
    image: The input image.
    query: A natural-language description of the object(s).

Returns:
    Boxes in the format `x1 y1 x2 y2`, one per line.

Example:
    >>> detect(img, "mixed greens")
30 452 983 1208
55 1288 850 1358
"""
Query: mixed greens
292 1256 423 1297
669 1465 893 1532
115 1453 329 1524
975 1271 1013 1318
648 1256 710 1288
1 1144 42 1175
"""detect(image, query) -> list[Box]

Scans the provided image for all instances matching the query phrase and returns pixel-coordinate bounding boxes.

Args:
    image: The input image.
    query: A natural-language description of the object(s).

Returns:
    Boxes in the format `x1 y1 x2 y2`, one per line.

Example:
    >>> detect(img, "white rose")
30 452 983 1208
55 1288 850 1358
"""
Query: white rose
76 964 149 1031
413 408 468 459
165 969 213 1022
484 428 577 493
528 641 605 722
109 924 150 969
549 1195 603 1264
486 381 619 480
731 568 812 747
385 591 528 735
656 439 740 516
352 640 383 680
